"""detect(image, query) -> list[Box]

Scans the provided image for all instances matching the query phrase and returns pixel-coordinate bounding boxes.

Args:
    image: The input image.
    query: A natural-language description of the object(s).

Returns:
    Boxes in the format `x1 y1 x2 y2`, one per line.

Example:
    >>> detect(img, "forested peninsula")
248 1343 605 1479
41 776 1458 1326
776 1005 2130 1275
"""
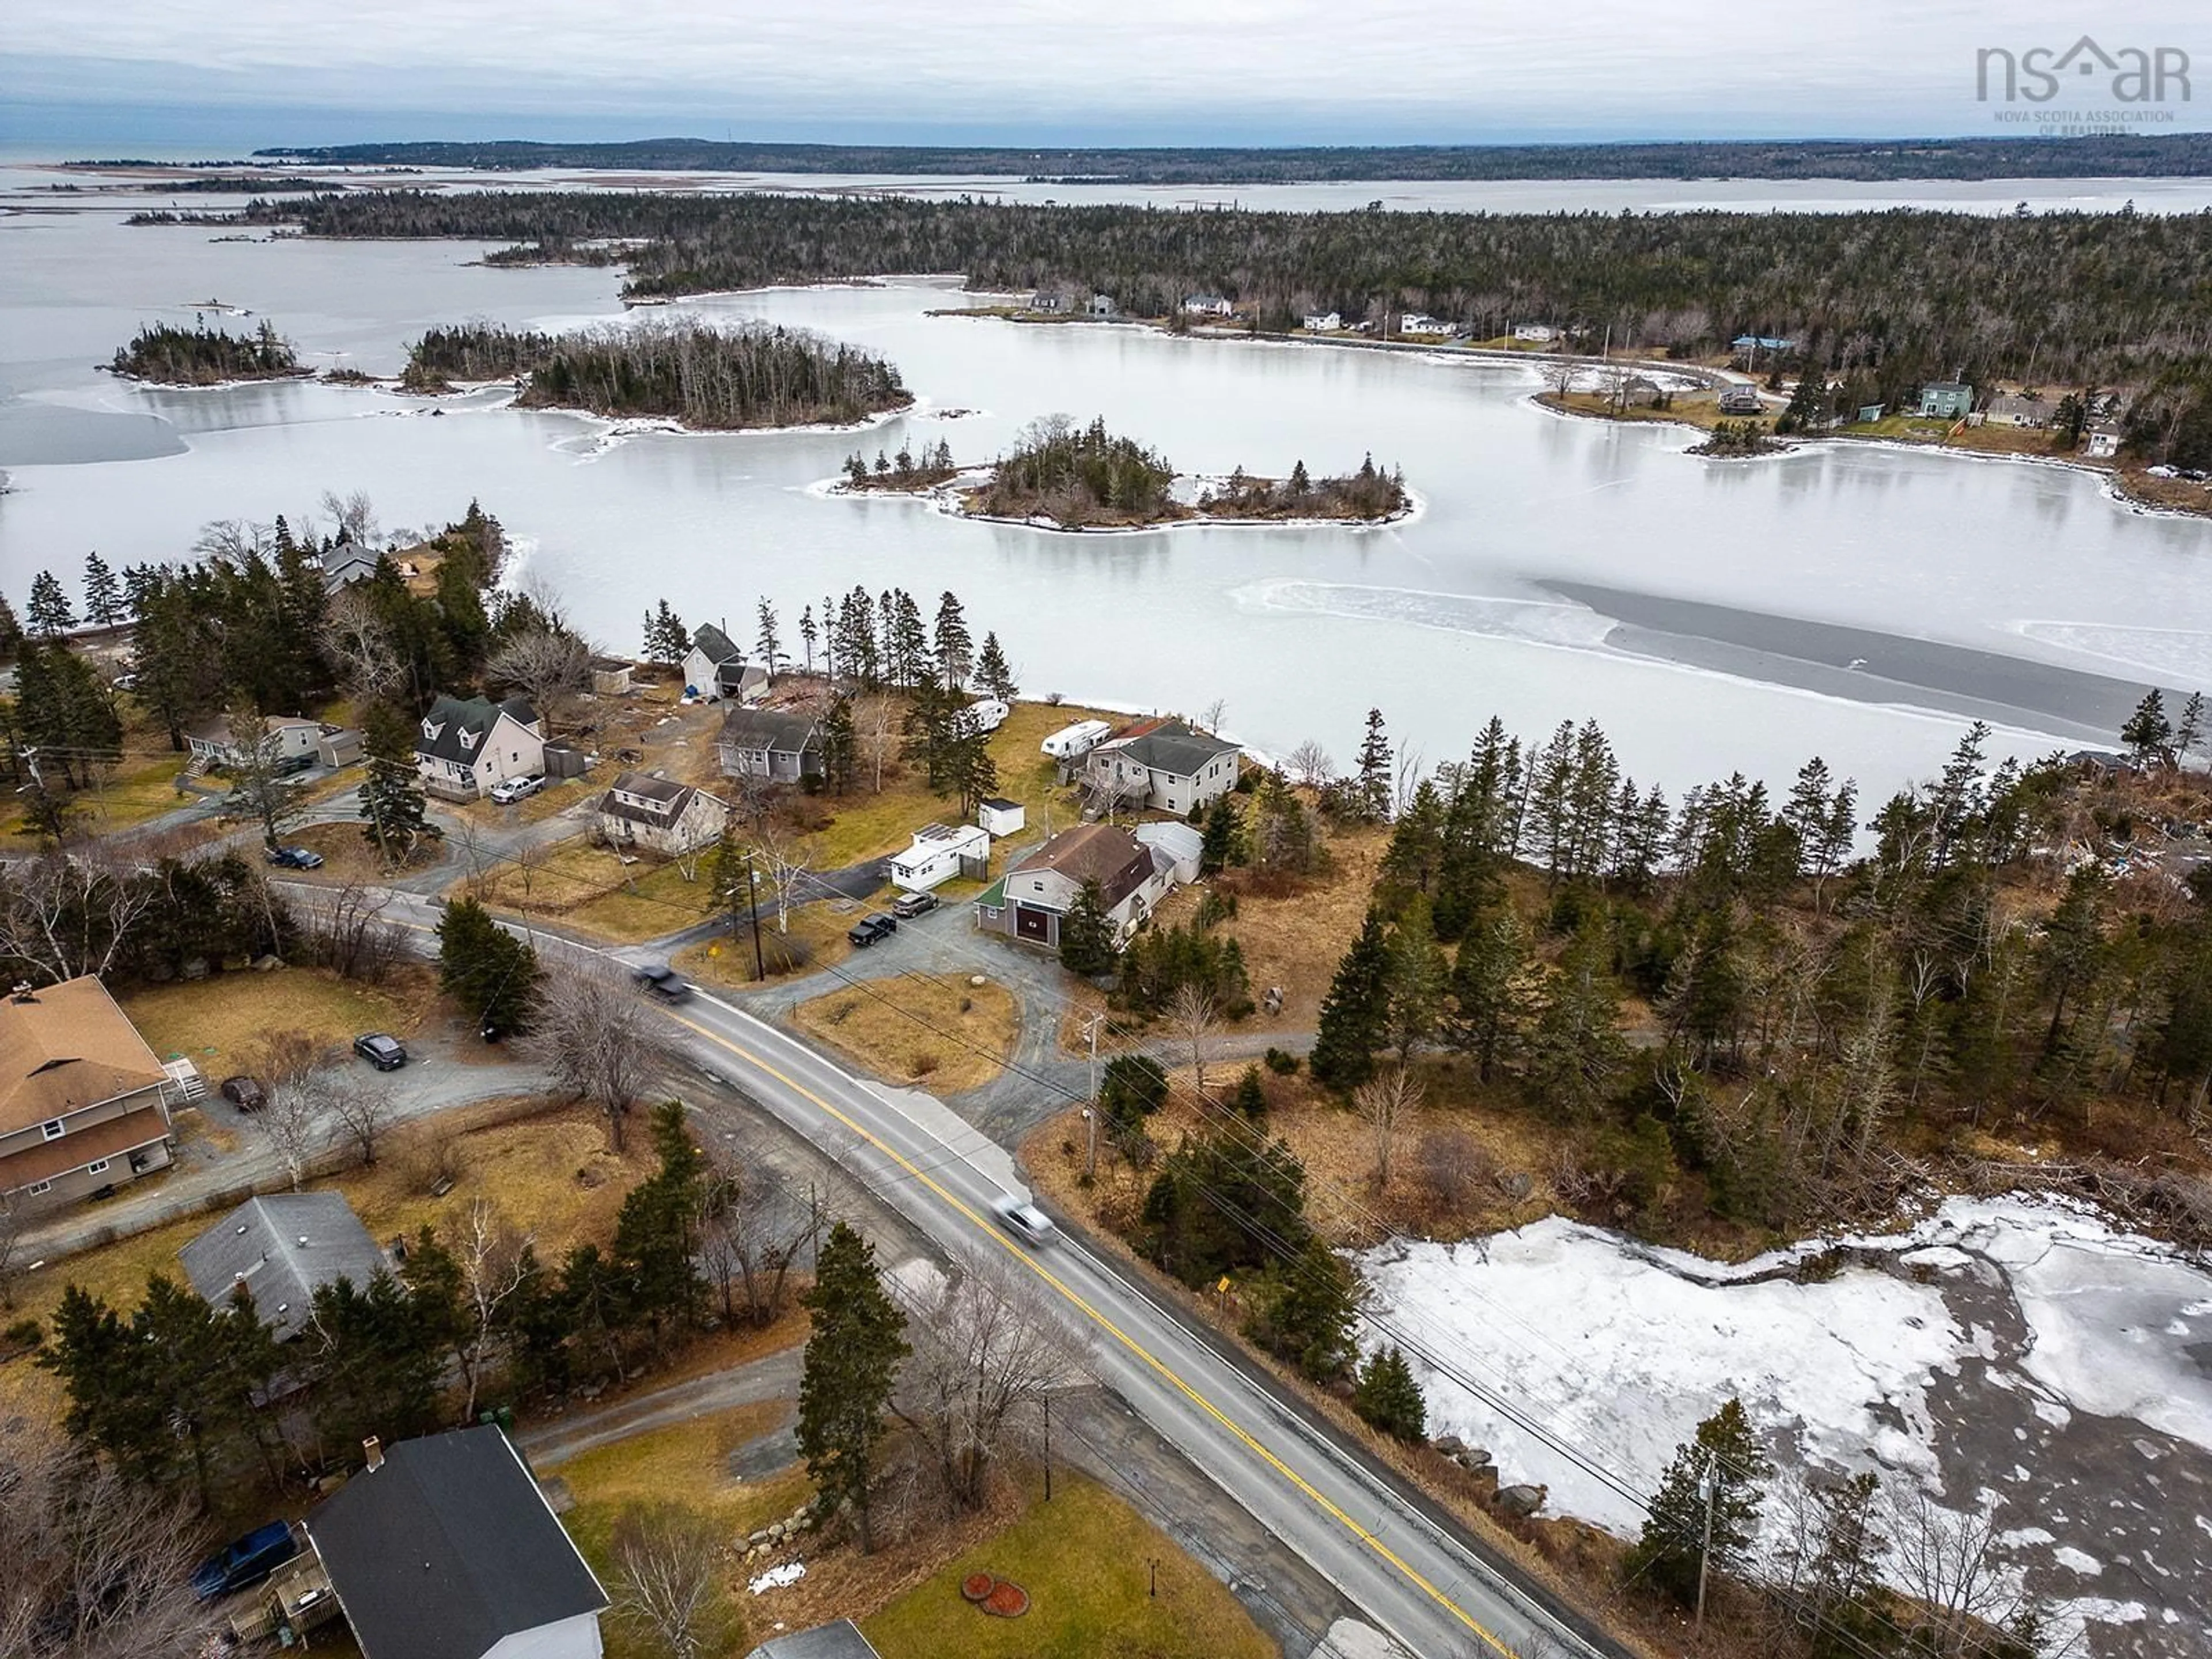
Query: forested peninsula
108 320 304 385
401 319 910 429
202 190 2212 461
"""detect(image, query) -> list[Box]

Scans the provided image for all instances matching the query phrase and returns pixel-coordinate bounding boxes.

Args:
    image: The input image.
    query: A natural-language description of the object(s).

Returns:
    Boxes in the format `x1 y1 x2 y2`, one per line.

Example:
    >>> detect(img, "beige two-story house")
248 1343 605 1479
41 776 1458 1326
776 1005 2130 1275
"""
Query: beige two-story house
0 977 181 1216
1081 719 1243 817
414 694 546 802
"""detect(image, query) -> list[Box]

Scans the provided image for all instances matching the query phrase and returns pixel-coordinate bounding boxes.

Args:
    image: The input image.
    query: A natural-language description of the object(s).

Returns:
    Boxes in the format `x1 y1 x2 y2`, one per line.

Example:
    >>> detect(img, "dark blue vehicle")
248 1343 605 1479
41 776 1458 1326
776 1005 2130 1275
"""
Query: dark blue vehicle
192 1520 298 1601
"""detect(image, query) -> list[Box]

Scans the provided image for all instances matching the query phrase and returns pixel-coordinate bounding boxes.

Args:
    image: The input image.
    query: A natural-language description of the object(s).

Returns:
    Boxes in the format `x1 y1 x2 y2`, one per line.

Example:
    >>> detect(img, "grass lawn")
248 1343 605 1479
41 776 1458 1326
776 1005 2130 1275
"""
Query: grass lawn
568 855 722 941
791 974 1019 1096
121 965 428 1071
676 906 859 988
0 752 196 839
556 1403 809 1659
862 1474 1277 1659
798 698 1116 872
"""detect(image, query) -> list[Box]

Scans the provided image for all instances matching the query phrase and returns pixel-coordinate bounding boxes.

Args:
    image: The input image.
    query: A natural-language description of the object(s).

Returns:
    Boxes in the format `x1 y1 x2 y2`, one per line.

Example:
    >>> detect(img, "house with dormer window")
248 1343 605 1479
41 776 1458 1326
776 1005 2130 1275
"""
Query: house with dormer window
414 695 546 803
597 771 728 856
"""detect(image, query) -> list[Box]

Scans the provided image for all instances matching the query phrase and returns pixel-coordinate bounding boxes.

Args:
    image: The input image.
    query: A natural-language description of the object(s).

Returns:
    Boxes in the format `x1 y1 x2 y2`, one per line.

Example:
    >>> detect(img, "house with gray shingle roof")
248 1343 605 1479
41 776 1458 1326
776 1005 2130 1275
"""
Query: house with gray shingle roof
414 694 545 802
1081 719 1242 816
597 770 728 856
181 1192 388 1342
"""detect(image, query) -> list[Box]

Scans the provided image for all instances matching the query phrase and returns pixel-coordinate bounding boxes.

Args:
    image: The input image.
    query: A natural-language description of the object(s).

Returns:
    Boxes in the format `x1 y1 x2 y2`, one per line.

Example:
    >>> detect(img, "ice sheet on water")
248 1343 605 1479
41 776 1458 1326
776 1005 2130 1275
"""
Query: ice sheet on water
1233 579 1619 651
2013 619 2212 684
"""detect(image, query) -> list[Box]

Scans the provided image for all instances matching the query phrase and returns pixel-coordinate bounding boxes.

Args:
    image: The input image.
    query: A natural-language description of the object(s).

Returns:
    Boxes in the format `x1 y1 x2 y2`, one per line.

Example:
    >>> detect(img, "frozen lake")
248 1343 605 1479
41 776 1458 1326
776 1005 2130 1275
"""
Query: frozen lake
1362 1198 2212 1658
2 195 2210 804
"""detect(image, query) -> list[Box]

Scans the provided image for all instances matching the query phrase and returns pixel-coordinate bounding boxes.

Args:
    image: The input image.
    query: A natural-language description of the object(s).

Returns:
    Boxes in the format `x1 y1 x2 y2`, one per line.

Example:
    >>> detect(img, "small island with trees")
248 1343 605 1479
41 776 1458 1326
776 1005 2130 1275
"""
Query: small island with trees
838 415 1411 531
107 320 306 385
399 317 911 430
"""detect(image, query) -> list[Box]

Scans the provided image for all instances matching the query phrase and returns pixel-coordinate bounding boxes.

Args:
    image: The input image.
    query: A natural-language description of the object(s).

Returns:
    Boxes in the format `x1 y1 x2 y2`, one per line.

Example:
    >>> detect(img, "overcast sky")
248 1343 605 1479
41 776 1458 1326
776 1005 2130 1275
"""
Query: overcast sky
3 1 2203 150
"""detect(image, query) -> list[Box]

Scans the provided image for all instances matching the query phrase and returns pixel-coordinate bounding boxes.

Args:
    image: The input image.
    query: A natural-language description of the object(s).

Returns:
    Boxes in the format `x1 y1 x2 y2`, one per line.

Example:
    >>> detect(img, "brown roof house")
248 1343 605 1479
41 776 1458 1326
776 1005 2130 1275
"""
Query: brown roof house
974 823 1177 951
597 771 729 857
0 976 185 1216
1081 719 1242 816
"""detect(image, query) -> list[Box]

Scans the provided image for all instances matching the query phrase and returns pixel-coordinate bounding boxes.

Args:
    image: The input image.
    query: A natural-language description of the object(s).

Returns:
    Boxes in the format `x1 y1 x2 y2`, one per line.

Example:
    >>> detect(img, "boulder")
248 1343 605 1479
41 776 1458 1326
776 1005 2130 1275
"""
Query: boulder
1494 1483 1547 1519
1433 1434 1467 1457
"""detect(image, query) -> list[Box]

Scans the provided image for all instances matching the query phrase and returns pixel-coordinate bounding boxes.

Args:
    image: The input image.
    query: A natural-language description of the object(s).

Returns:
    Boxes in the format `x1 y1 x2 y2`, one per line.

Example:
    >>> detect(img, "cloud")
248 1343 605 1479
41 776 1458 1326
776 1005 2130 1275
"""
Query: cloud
3 0 2204 142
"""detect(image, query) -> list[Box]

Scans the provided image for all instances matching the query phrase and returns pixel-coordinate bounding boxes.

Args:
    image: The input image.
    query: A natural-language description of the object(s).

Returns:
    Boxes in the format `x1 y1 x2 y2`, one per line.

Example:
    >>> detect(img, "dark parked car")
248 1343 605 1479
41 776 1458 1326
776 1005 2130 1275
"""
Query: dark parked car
847 912 898 947
634 964 692 1003
891 890 940 920
265 845 324 870
218 1074 267 1111
353 1033 407 1071
192 1520 298 1601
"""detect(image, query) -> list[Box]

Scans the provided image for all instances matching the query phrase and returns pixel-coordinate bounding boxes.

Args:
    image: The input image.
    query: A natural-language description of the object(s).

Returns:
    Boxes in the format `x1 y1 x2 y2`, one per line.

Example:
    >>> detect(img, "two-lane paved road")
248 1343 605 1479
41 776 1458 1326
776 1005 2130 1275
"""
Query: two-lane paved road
279 882 1616 1659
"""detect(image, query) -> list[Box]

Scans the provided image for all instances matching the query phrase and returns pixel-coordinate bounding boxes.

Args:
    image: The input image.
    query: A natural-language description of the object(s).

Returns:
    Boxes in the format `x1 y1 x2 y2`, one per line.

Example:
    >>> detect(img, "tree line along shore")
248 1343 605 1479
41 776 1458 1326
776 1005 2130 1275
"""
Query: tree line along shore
134 188 2212 468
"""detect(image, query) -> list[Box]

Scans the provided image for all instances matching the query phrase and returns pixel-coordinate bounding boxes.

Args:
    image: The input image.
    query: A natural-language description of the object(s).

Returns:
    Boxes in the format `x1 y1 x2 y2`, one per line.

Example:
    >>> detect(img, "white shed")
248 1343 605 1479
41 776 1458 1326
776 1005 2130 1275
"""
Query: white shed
978 797 1027 838
1041 718 1112 760
1135 820 1204 885
889 823 990 892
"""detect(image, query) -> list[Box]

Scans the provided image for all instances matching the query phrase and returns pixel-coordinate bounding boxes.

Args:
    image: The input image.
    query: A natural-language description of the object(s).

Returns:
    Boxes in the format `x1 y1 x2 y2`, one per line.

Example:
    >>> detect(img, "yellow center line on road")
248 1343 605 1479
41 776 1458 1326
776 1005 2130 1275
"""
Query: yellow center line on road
666 1007 1522 1659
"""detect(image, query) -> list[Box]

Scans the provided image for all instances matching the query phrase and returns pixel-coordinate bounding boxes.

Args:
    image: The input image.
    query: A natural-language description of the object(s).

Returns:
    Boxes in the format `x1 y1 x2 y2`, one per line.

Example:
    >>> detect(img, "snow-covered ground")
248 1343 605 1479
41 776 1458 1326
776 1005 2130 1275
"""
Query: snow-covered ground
1359 1196 2212 1657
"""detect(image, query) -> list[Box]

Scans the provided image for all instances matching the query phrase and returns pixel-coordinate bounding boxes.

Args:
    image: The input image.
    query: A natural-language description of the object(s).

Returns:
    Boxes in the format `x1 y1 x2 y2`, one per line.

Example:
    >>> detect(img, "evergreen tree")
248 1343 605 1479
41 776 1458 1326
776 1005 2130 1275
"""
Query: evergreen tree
756 598 781 679
14 640 123 787
359 700 437 863
1098 1052 1170 1148
945 730 998 814
1623 1397 1773 1607
1059 878 1119 976
797 1222 908 1554
1143 1127 1310 1285
2176 691 2208 771
932 590 973 689
303 1268 444 1457
1523 917 1628 1119
974 630 1018 700
643 599 688 666
1380 779 1446 897
437 895 543 1036
1384 900 1449 1060
1247 1234 1358 1381
1447 903 1530 1081
1310 908 1393 1090
1200 793 1247 874
1232 1063 1269 1120
26 569 75 638
1353 1344 1427 1442
1354 707 1393 822
2122 689 2173 765
798 604 819 674
0 593 21 661
613 1103 708 1353
81 552 123 628
820 693 858 795
222 693 307 851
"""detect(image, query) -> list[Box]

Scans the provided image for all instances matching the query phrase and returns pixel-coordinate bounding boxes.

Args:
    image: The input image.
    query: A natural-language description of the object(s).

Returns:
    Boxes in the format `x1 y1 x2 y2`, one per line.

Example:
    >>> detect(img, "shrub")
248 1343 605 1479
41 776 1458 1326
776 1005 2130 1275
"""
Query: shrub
1264 1047 1301 1075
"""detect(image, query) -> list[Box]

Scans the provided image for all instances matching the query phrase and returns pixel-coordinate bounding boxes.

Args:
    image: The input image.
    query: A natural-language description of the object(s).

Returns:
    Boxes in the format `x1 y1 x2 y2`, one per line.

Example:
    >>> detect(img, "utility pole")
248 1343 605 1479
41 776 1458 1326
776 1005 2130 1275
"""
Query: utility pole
1041 1392 1052 1501
1694 1462 1718 1630
744 855 765 982
1081 1013 1103 1180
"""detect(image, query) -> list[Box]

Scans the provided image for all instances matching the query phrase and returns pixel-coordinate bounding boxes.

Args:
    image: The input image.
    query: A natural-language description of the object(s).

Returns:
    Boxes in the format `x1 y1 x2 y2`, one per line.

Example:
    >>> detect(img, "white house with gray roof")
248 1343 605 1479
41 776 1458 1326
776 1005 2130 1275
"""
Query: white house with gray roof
414 694 546 802
597 771 728 857
1081 719 1242 816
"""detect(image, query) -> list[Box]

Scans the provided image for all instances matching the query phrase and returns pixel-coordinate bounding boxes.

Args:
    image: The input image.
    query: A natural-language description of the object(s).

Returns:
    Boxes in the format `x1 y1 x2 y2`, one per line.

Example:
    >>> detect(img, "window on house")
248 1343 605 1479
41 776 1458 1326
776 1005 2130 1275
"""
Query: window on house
40 1120 63 1141
25 1179 51 1196
84 1158 109 1175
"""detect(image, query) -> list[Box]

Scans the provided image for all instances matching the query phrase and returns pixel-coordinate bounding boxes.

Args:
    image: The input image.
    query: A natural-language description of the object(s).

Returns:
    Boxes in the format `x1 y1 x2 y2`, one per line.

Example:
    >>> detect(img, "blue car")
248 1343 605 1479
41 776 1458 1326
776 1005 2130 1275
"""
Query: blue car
192 1519 298 1601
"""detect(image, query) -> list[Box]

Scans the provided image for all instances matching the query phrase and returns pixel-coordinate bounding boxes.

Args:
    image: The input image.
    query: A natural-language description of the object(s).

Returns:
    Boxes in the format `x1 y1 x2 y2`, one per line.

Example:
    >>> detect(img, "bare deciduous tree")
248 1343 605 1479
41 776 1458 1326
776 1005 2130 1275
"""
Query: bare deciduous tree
308 882 405 983
609 1502 731 1659
0 1192 26 1310
255 1029 339 1190
1168 983 1219 1100
1883 1484 2047 1658
749 821 820 935
528 965 669 1151
454 1198 534 1419
324 1074 391 1169
321 586 403 702
0 852 160 983
698 1146 817 1328
0 1415 224 1659
1355 1065 1424 1188
485 628 594 729
1286 740 1334 787
891 1252 1091 1516
317 488 381 548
